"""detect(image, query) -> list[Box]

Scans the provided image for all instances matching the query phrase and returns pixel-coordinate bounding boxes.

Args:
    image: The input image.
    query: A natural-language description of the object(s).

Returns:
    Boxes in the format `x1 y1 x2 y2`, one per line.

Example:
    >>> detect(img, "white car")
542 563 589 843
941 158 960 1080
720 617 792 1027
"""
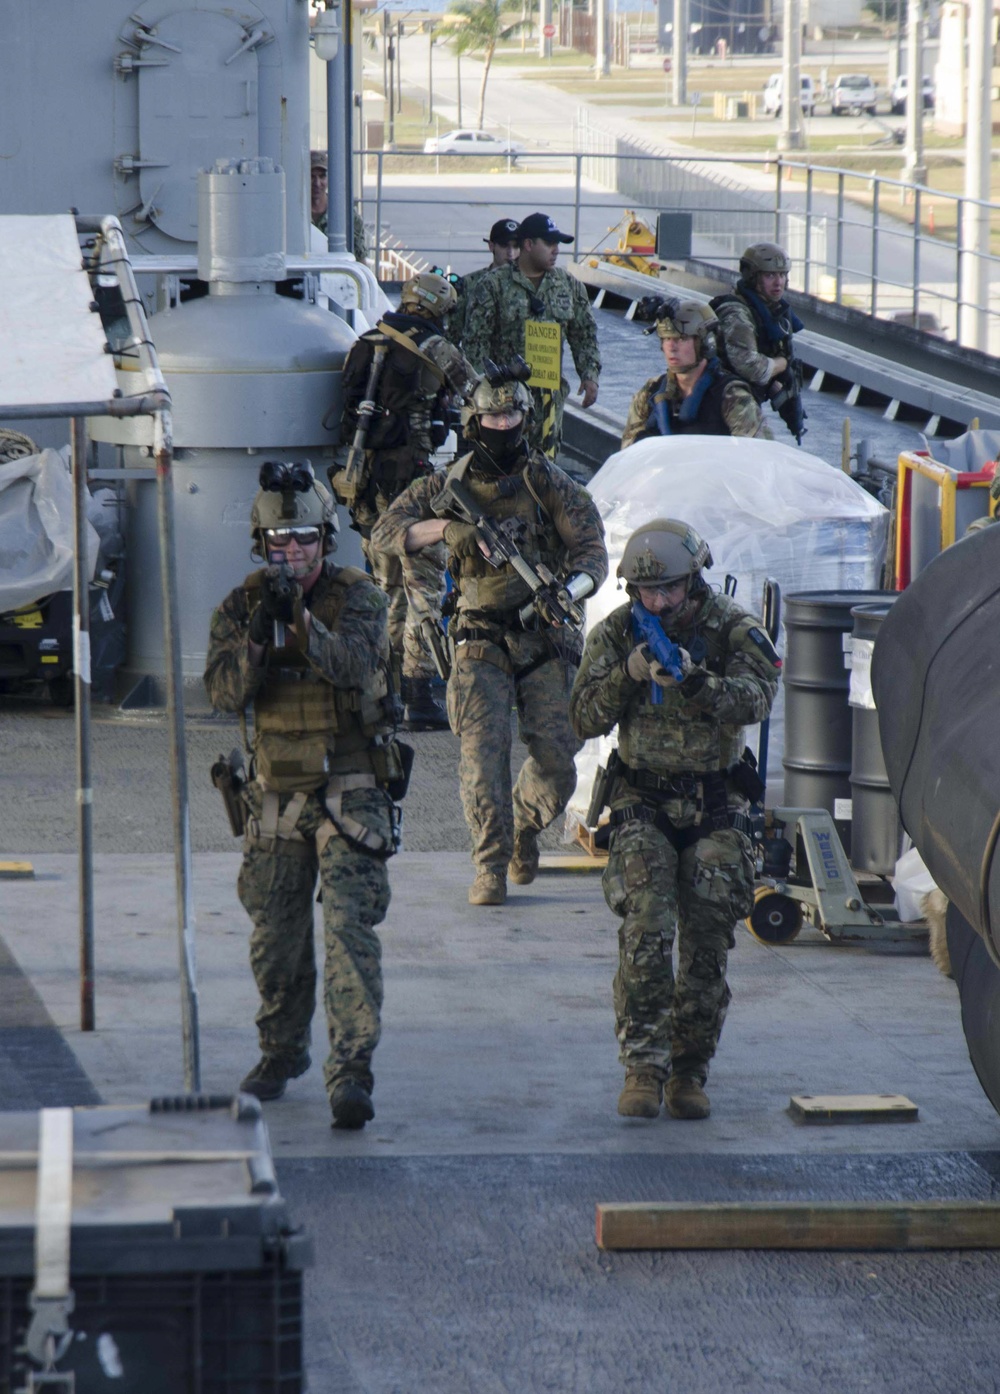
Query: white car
890 74 935 115
762 73 817 118
831 73 878 116
423 129 524 156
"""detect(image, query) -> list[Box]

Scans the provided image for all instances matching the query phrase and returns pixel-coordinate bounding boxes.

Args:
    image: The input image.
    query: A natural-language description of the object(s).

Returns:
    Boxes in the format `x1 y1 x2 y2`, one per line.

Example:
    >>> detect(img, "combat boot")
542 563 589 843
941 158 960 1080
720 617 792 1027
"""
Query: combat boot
401 677 450 731
330 1078 375 1130
508 828 540 885
617 1069 663 1119
239 1050 311 1102
665 1075 711 1119
468 869 507 906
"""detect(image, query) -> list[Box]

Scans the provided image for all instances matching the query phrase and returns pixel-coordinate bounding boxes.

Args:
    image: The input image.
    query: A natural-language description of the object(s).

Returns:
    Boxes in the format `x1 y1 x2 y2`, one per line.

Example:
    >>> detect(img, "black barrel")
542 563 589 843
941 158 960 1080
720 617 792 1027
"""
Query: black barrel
848 601 901 875
782 590 896 855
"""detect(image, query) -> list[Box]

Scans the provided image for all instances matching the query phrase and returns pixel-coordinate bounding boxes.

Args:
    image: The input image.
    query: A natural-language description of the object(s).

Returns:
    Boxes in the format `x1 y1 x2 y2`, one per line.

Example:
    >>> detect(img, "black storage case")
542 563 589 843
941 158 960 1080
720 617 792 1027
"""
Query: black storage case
0 1096 311 1393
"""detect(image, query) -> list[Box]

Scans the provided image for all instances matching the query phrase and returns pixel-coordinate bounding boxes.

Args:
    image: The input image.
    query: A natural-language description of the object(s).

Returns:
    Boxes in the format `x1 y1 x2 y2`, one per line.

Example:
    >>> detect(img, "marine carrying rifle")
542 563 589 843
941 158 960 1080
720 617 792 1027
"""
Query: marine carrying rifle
631 600 685 705
330 342 389 504
432 473 585 629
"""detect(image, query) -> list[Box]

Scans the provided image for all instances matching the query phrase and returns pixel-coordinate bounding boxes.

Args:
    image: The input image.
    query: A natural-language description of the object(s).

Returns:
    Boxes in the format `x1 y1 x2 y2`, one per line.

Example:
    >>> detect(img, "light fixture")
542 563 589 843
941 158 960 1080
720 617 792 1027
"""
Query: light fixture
313 4 342 61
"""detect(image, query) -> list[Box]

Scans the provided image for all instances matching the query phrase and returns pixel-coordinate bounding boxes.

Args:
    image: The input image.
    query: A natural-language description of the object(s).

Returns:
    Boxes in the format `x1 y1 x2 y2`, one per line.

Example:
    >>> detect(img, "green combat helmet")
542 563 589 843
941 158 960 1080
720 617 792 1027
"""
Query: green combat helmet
617 518 713 592
654 301 720 360
399 270 459 320
250 460 338 559
739 242 791 284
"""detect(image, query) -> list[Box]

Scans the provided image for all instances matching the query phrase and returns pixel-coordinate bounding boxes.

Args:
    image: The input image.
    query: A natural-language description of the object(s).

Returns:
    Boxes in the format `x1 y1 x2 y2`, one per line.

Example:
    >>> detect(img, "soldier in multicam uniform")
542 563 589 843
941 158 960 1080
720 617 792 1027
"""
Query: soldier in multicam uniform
370 370 608 906
204 462 405 1131
569 520 779 1121
447 218 520 349
621 301 769 449
710 242 805 441
462 212 601 462
330 271 477 730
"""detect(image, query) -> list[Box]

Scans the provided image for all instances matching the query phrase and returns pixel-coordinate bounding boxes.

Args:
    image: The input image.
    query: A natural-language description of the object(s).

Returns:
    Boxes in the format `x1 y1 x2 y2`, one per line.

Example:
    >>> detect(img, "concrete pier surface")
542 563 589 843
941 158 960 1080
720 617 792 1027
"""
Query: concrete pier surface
3 710 1000 1391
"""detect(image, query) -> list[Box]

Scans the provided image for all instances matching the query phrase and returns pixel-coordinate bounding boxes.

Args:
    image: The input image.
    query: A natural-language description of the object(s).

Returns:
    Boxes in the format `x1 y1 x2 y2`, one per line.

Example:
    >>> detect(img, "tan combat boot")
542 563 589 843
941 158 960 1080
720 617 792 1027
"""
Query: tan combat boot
509 828 540 885
469 869 507 906
617 1069 663 1119
665 1076 711 1119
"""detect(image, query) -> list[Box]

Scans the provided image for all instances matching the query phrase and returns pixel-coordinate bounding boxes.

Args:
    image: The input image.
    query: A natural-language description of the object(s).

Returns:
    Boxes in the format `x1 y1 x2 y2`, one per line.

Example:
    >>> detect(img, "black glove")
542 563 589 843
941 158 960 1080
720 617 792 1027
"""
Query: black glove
248 604 272 646
443 521 482 559
260 565 299 623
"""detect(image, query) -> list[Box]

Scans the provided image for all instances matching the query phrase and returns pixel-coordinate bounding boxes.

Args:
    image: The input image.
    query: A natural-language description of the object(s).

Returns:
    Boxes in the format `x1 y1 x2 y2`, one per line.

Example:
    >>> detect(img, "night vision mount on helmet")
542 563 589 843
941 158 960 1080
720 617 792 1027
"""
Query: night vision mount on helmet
250 460 338 555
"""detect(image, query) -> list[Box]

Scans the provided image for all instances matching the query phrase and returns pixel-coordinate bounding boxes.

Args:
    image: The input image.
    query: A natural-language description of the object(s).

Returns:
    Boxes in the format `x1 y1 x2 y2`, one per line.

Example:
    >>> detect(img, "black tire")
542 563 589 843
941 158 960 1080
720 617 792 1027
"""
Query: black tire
866 105 876 116
746 890 804 946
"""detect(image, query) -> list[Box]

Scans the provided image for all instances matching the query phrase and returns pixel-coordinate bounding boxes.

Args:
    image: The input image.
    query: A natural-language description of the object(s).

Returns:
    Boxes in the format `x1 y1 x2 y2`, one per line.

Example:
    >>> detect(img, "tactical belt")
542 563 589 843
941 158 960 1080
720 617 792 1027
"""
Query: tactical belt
453 623 556 683
609 802 754 852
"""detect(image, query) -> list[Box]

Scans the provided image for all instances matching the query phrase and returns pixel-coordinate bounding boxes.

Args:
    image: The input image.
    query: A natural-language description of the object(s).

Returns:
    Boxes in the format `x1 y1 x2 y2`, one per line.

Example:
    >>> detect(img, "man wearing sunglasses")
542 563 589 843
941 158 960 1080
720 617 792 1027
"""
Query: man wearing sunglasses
205 462 406 1132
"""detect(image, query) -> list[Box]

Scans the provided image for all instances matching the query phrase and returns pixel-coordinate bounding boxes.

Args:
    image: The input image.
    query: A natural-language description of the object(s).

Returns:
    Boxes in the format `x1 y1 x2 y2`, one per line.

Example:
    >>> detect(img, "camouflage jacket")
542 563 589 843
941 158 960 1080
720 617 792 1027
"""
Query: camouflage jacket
446 263 498 349
621 368 770 448
569 591 779 776
312 210 368 264
204 558 389 716
462 264 601 389
370 448 608 625
712 287 794 388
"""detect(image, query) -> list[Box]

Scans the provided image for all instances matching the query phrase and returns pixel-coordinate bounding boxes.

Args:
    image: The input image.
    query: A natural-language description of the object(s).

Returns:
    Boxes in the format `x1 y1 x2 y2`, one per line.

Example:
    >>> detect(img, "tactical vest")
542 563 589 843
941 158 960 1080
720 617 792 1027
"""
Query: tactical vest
445 454 565 615
651 370 735 437
617 595 748 773
711 287 796 360
245 565 394 793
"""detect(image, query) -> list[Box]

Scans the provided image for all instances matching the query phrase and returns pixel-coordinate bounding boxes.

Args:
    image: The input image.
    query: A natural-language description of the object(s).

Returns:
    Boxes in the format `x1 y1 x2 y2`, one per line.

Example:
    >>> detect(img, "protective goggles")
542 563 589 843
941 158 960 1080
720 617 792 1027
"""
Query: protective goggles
263 527 322 547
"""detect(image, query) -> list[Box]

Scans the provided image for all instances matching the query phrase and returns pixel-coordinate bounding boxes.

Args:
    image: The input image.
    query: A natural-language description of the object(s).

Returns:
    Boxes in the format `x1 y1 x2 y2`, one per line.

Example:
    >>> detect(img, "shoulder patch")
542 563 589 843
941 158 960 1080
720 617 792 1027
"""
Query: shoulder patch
747 626 782 667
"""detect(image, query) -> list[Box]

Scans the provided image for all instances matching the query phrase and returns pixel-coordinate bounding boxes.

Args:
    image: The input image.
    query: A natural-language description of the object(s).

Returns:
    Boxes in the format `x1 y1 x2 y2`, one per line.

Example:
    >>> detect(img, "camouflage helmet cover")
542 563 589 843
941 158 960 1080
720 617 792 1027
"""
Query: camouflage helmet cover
617 519 713 585
460 374 533 430
655 301 719 358
399 270 459 319
739 241 791 281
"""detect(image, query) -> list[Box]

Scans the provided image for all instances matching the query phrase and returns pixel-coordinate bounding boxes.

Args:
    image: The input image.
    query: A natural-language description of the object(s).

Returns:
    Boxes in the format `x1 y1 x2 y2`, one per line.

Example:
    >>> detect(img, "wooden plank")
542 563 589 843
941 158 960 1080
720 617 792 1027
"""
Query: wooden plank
0 861 34 880
789 1093 918 1124
595 1200 1000 1251
536 855 605 875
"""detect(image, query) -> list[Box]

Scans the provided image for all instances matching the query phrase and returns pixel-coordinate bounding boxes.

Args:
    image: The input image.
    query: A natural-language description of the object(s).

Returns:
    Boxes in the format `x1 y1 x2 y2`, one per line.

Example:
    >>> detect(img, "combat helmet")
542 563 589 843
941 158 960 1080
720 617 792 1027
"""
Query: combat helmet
739 242 791 284
250 460 338 559
617 519 713 591
655 301 719 360
399 271 459 320
460 374 533 433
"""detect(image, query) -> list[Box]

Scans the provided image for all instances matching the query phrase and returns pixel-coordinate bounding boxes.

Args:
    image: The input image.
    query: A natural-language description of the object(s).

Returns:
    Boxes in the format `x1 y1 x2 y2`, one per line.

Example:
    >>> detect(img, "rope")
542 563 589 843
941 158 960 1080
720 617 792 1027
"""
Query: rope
0 429 39 465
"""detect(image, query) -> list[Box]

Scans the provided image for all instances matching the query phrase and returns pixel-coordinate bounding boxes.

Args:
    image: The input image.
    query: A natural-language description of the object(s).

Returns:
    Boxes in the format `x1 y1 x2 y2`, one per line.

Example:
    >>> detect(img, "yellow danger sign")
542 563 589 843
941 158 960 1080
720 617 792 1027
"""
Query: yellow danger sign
524 319 562 390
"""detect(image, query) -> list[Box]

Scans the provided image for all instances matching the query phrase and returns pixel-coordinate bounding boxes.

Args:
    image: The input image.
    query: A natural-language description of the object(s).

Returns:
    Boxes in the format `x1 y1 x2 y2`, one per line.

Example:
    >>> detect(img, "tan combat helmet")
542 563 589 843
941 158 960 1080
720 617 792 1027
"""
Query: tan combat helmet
654 301 719 360
250 461 338 558
617 519 713 590
460 373 533 433
399 271 459 320
739 242 791 285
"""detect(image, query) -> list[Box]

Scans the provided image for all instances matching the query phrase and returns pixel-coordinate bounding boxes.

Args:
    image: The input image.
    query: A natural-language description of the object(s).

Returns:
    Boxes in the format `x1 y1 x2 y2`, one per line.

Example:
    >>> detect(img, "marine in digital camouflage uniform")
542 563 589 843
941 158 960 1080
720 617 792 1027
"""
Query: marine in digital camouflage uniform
569 519 779 1121
621 300 769 449
330 271 477 729
371 369 608 906
462 212 601 462
446 217 520 349
204 462 403 1131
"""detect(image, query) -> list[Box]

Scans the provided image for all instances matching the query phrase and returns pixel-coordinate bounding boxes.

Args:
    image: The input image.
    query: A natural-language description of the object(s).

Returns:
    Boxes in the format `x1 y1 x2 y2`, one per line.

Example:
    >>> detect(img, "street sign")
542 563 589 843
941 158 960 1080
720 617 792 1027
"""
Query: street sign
543 23 555 37
662 57 672 73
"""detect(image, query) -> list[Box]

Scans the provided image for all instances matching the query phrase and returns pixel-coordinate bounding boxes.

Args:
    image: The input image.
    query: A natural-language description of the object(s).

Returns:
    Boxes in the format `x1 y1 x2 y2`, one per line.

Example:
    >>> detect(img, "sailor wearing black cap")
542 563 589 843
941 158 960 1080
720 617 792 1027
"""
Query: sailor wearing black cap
463 212 600 463
446 218 522 349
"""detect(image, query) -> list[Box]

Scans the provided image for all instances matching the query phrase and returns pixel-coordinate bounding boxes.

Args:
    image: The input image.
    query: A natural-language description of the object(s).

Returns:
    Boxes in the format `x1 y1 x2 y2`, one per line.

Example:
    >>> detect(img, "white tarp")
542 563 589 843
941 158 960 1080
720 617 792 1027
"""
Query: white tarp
567 436 888 832
0 450 99 612
0 215 119 410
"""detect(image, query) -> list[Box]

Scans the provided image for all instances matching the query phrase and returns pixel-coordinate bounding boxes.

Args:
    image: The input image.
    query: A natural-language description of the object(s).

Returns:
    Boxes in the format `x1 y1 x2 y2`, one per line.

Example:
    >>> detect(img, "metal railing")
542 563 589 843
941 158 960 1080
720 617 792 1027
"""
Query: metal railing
358 143 1000 355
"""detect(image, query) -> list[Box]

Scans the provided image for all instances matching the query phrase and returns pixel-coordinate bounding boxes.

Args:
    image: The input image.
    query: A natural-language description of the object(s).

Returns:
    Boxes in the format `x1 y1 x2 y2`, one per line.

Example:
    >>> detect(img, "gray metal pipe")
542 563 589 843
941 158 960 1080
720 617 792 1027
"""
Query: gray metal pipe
71 417 95 1033
325 2 348 257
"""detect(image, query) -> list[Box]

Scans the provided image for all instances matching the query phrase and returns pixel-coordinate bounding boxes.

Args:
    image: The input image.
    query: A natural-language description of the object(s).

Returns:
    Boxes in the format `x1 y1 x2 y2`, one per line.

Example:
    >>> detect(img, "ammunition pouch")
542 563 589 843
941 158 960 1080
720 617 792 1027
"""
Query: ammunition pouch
254 733 330 794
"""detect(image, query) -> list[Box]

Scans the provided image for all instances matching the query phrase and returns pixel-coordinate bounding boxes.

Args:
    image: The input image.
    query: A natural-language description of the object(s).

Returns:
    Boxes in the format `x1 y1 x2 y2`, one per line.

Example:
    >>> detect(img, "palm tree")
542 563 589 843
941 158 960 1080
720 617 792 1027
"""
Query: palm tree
449 0 528 131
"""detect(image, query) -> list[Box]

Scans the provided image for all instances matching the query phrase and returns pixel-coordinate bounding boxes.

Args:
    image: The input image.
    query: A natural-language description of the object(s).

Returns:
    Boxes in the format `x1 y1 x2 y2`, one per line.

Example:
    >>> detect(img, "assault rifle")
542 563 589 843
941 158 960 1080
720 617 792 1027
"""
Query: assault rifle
432 473 585 630
329 342 389 504
769 354 806 444
631 600 685 706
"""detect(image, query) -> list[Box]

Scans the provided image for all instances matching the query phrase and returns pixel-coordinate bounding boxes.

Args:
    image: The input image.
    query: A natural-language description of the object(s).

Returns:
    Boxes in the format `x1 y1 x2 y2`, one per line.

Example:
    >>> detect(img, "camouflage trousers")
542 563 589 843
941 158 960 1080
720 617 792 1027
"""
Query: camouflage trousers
362 535 446 683
237 785 392 1097
446 629 580 871
527 384 568 463
602 817 755 1082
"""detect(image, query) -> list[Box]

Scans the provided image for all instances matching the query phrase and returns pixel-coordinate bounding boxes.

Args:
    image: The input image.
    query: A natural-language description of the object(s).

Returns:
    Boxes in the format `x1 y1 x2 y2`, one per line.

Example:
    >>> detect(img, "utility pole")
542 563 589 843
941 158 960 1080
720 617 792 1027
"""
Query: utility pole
902 0 926 185
428 30 434 119
671 0 687 106
657 0 669 54
396 19 403 114
539 0 553 59
777 0 804 151
595 0 610 77
961 0 993 349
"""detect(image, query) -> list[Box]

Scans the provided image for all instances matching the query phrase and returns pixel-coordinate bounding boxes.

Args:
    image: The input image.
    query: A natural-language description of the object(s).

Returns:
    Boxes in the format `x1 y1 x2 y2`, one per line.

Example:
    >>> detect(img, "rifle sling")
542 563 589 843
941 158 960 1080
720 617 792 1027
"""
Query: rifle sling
375 320 448 385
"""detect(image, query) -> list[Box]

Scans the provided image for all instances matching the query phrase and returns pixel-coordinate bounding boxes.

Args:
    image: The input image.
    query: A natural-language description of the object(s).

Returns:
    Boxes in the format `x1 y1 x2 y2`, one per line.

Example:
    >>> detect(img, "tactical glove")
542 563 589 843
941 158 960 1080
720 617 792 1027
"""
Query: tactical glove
260 566 299 623
533 590 569 627
443 521 482 559
625 644 653 682
248 604 272 647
